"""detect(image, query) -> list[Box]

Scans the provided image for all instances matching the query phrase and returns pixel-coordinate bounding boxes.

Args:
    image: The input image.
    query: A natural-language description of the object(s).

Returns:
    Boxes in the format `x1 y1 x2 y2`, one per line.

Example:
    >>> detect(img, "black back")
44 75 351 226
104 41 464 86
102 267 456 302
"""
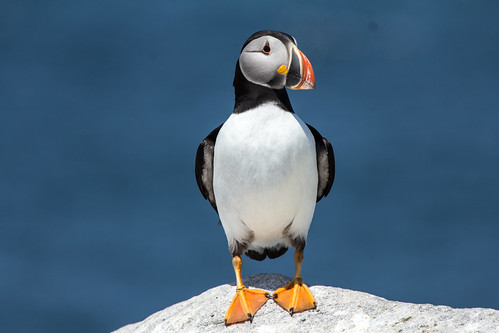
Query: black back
307 124 335 201
195 124 223 212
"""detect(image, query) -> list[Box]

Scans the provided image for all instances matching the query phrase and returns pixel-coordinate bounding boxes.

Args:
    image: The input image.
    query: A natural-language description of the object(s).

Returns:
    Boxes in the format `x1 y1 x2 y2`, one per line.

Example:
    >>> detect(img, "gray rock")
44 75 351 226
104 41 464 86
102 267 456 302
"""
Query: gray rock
114 273 499 333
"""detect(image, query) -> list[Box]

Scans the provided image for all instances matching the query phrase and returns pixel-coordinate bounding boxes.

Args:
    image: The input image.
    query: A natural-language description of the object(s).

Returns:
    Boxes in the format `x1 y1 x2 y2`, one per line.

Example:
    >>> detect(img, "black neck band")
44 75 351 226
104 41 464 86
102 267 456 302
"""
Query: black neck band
233 61 294 114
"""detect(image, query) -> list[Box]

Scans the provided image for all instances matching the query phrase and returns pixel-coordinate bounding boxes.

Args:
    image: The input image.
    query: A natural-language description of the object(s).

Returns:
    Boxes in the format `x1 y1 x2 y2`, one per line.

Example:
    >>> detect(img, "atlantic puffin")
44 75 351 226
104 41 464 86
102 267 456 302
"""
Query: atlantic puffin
195 30 334 325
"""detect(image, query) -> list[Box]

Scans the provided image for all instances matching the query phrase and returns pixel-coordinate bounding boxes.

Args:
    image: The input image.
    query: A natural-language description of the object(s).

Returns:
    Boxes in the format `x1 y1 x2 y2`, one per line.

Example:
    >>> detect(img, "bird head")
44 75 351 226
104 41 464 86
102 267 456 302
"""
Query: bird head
238 30 315 90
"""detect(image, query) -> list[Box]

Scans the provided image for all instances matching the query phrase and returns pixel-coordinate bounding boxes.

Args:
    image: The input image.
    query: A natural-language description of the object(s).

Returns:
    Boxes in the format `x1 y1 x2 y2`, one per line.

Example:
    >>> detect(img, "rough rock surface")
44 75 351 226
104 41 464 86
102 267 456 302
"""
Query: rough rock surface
114 273 499 333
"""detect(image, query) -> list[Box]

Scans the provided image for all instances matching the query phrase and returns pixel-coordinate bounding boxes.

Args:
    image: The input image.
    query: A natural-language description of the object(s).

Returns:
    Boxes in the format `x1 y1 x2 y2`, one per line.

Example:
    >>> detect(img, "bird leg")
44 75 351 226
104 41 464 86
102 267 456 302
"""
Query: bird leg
224 255 270 325
272 247 317 315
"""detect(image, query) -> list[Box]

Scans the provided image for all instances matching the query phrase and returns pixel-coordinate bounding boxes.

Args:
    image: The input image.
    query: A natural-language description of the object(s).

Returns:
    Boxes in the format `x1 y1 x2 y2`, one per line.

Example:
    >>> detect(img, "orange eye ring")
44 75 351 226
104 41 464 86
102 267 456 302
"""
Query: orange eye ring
262 41 271 54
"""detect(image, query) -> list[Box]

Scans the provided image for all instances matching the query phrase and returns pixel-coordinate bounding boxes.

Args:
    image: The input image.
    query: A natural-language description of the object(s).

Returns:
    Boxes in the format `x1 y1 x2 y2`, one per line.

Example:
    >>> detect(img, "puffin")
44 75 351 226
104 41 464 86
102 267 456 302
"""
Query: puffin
195 30 334 325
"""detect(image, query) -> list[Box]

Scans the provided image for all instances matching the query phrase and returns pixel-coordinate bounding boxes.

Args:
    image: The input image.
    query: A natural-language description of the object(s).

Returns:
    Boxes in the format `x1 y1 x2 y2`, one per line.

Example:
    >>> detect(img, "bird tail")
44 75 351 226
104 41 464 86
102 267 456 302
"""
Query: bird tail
245 244 288 261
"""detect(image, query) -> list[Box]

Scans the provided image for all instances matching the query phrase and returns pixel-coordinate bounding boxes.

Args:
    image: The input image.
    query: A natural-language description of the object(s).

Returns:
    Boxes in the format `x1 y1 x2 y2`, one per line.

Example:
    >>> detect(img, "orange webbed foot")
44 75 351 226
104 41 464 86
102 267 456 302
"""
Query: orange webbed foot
272 277 316 315
224 287 270 325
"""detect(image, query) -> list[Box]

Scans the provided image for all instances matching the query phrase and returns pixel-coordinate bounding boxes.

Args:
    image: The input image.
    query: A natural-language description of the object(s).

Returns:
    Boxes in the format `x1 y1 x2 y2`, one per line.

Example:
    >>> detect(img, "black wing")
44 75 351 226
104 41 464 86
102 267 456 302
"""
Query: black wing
195 124 223 213
307 124 335 202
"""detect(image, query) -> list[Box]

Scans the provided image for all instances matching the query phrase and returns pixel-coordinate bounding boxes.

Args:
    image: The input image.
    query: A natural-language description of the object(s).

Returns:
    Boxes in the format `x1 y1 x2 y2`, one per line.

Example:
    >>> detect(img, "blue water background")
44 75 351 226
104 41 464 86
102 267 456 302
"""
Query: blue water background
1 1 498 332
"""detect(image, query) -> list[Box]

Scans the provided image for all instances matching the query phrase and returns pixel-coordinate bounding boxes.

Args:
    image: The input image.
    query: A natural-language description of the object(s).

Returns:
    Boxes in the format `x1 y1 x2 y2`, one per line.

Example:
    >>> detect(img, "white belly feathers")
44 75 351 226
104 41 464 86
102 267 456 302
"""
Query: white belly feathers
213 103 318 251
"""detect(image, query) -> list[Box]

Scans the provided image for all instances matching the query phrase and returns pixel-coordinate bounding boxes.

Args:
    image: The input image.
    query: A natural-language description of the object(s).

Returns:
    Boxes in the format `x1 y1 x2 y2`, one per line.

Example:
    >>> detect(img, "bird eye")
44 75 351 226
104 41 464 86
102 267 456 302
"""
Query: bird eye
262 41 271 55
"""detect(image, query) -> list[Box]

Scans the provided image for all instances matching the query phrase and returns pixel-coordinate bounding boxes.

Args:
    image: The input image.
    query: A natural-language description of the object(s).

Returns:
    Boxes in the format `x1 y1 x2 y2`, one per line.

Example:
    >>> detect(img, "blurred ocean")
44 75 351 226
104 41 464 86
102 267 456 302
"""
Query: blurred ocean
1 1 498 332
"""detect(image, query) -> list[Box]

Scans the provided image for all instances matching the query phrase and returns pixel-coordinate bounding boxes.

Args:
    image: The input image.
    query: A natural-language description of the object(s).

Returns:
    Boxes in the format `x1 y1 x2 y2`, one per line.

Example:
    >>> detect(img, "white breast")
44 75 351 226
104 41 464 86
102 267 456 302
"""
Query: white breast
213 103 318 251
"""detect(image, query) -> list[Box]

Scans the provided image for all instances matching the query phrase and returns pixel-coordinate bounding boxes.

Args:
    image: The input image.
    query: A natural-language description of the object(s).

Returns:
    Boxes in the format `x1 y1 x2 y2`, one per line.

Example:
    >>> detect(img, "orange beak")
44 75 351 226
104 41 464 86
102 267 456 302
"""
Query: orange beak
286 46 315 90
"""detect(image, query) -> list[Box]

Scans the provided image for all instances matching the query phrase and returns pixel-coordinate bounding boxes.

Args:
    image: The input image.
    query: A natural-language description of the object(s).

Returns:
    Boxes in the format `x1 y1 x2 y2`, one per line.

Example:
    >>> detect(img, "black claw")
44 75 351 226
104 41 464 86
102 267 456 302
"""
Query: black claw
313 302 317 309
248 313 253 323
272 293 278 299
224 319 228 327
264 292 272 299
289 307 294 316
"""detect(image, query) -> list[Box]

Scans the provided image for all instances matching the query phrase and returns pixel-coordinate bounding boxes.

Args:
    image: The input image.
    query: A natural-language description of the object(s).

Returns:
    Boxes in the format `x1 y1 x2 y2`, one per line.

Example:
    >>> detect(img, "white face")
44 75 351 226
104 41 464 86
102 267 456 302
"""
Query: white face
238 36 290 89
